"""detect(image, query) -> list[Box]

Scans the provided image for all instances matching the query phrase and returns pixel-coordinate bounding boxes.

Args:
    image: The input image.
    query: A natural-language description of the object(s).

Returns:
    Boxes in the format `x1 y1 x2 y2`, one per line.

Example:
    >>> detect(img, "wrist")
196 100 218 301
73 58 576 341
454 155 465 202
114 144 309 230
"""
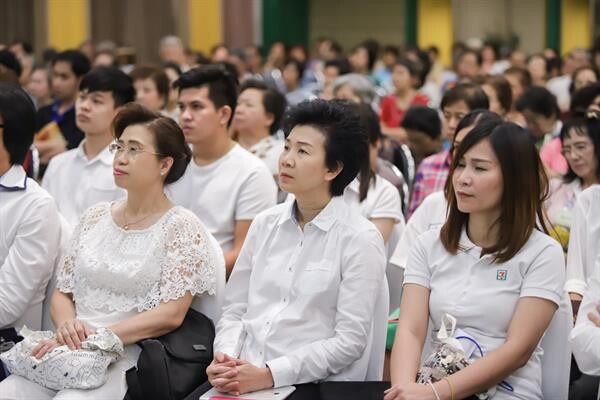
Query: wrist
433 381 451 400
262 367 274 388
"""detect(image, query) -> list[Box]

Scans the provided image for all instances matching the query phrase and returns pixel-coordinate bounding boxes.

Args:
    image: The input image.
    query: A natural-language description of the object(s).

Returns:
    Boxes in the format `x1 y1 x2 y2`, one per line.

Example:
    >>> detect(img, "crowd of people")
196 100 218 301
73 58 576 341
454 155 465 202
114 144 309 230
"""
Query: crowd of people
0 33 598 400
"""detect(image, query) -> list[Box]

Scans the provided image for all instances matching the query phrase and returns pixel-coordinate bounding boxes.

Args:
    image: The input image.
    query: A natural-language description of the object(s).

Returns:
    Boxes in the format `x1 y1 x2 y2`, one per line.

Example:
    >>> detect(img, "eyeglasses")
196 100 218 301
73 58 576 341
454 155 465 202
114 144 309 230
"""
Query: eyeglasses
560 142 591 157
108 142 165 158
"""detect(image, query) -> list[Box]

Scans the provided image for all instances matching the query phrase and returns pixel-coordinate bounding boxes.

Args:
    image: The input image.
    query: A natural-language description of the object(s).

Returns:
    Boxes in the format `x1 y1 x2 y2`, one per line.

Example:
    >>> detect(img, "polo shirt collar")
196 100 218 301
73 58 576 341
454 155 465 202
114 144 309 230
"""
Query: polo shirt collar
0 164 27 191
75 140 114 166
278 195 344 232
458 228 481 255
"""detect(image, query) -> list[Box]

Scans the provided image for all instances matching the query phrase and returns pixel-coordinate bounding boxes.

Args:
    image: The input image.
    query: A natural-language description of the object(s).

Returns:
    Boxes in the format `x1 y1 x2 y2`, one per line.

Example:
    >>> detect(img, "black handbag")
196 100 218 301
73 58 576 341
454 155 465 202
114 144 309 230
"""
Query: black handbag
124 308 215 400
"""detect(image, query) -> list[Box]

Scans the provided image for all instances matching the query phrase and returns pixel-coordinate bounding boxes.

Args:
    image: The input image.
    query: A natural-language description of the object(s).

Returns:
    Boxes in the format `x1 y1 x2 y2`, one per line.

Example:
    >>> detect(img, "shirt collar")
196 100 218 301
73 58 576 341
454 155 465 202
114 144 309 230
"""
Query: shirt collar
0 164 27 191
551 120 563 138
457 228 480 254
75 140 114 166
278 195 344 232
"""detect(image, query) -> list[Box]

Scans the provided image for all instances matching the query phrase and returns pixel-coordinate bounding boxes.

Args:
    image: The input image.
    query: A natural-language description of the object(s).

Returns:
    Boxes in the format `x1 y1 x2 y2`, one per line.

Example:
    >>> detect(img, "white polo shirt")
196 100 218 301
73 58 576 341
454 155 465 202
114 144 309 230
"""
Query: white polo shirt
344 175 404 224
390 191 447 269
570 277 600 378
42 140 125 227
0 165 60 329
214 196 386 387
167 144 277 253
404 228 565 400
566 185 600 296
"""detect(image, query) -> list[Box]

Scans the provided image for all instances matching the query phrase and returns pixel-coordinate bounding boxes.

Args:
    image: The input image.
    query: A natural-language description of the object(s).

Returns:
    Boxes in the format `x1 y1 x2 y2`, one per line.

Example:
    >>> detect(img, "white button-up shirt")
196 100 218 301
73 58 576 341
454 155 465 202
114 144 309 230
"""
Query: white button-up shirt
0 165 60 329
42 141 125 227
214 196 386 387
405 228 565 399
566 185 600 296
570 277 600 379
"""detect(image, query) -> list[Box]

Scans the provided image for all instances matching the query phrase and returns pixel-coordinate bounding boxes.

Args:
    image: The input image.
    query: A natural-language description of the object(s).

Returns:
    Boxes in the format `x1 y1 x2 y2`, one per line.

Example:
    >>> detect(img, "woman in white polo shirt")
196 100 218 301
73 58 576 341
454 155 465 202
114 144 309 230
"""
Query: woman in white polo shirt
200 100 387 397
386 120 565 400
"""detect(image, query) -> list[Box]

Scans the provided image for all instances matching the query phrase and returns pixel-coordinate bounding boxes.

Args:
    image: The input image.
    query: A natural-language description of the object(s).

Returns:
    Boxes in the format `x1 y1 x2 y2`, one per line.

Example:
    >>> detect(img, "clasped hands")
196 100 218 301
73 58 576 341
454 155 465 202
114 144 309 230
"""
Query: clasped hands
31 318 94 359
207 352 274 396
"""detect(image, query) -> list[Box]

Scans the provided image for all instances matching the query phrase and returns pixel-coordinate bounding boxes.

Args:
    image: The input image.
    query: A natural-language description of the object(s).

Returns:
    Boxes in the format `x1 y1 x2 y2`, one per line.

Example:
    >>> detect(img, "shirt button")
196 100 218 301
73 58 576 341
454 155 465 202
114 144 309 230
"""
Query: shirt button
288 267 292 272
283 298 287 302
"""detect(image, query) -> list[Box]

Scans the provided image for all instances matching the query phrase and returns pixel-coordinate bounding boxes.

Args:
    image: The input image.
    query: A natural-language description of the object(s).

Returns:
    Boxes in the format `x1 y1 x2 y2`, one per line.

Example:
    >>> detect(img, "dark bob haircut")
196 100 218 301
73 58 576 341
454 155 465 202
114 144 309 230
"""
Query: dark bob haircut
441 120 549 263
560 115 600 184
173 64 238 126
516 86 559 118
80 66 135 107
239 79 287 135
485 75 513 115
112 103 191 184
52 50 91 77
129 65 170 108
441 83 489 111
283 99 370 198
401 106 441 140
0 84 36 165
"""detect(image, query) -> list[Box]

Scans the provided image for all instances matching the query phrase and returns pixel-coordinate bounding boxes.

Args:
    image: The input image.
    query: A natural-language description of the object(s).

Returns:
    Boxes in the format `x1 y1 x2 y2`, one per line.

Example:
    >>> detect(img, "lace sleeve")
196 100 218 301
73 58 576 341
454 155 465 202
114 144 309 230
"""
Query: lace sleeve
55 203 110 294
159 209 217 302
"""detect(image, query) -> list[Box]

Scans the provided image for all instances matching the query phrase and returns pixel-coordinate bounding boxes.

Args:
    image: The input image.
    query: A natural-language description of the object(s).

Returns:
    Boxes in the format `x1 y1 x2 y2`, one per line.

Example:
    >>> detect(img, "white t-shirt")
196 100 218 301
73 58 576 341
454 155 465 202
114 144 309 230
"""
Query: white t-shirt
167 144 277 252
404 228 565 399
390 191 447 269
344 175 404 224
248 136 284 177
570 277 600 378
566 185 600 296
42 141 125 227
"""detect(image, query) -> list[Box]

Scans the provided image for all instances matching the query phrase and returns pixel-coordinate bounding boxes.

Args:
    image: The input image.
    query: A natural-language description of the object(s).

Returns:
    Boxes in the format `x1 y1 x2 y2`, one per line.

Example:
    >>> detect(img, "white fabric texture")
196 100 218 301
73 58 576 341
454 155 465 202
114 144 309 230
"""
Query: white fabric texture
566 185 600 296
570 277 600 376
248 136 284 177
167 144 277 252
404 228 565 400
0 165 60 330
41 141 125 227
214 196 387 388
55 202 218 329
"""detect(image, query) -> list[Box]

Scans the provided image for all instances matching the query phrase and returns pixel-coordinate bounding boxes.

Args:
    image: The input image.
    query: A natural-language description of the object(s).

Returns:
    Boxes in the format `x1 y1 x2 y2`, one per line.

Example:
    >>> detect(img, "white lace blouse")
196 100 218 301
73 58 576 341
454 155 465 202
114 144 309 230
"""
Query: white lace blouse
56 202 218 329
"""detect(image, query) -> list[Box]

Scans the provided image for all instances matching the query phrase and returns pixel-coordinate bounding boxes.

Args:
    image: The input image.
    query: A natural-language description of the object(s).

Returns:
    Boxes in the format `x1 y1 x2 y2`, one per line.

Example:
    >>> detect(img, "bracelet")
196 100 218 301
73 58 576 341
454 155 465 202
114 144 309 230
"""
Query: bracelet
443 377 455 400
428 382 441 400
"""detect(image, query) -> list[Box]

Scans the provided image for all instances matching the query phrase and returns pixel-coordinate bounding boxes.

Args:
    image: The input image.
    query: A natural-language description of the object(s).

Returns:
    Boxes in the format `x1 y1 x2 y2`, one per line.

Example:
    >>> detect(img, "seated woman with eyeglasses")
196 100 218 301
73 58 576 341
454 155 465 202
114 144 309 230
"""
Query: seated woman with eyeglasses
385 121 565 400
0 103 220 400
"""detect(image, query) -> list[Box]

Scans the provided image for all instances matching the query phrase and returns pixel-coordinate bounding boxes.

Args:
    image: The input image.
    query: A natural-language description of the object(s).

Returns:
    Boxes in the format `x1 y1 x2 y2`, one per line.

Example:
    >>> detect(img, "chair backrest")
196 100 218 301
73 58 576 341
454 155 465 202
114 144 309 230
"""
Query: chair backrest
540 289 572 399
41 214 73 331
191 233 226 325
386 222 405 311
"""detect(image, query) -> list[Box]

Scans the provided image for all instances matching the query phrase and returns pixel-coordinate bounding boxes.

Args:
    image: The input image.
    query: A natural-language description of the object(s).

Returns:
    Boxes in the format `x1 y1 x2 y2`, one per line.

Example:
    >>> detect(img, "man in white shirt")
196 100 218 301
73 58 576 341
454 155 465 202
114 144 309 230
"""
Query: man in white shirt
0 84 60 341
168 65 277 276
42 67 134 226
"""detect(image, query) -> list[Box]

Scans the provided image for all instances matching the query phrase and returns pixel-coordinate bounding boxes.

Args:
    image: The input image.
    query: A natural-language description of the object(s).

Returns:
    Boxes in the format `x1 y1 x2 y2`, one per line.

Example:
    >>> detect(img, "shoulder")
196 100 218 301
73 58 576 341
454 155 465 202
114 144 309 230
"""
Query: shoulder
46 148 78 170
418 150 449 170
422 190 446 207
577 184 600 210
520 229 563 258
78 202 112 227
229 145 273 176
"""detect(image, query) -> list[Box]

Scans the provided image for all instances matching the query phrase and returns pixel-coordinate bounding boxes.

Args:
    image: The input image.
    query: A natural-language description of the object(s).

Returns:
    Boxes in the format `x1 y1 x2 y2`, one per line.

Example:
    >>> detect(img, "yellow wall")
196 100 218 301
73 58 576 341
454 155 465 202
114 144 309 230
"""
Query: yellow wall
189 0 222 55
418 0 452 67
47 0 88 50
561 0 590 53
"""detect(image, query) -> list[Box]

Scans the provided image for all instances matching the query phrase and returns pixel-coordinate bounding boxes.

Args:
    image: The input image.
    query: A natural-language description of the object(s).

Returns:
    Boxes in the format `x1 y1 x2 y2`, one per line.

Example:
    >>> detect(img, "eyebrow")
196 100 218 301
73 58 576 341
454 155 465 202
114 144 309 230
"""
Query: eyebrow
284 139 314 147
468 157 494 164
117 139 145 146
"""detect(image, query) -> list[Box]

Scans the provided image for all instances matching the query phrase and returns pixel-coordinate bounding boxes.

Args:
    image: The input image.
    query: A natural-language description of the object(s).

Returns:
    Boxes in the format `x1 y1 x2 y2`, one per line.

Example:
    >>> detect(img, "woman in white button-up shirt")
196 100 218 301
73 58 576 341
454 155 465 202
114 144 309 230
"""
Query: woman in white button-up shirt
386 120 565 400
205 100 387 397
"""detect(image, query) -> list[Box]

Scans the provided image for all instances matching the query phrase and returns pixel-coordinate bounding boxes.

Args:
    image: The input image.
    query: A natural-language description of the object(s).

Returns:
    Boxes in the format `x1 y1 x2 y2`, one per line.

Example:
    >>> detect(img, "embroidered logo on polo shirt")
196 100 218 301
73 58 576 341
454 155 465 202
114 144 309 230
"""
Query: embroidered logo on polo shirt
496 269 508 281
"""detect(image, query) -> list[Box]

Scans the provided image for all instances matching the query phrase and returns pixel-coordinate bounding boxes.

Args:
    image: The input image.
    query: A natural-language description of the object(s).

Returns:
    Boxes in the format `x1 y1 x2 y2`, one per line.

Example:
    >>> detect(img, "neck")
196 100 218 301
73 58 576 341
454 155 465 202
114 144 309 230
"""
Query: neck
582 175 599 190
395 87 413 98
57 97 76 113
466 210 501 249
294 189 332 229
286 82 299 92
83 132 113 160
166 100 177 112
192 131 235 166
237 129 270 149
0 160 10 176
125 185 170 216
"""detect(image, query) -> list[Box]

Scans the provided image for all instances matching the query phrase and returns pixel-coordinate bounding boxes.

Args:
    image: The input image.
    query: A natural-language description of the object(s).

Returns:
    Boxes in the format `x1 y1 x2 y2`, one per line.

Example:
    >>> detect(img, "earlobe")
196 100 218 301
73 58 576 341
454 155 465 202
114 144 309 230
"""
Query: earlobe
220 106 233 126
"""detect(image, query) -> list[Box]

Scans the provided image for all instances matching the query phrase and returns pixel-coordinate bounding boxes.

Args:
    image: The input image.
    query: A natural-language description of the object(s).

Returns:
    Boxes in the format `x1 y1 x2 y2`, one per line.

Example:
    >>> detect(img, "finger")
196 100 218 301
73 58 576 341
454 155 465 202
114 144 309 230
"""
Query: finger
61 327 77 350
65 324 81 349
83 324 94 337
33 341 54 359
215 368 238 380
74 320 87 341
212 378 239 391
211 365 236 375
214 352 226 363
55 331 65 346
588 311 600 327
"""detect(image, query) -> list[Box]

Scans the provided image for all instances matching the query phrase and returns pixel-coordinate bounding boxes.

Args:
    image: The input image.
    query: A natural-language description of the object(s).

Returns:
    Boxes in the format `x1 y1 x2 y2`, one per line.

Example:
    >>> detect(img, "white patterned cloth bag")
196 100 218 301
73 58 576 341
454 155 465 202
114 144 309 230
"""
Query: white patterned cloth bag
0 326 123 390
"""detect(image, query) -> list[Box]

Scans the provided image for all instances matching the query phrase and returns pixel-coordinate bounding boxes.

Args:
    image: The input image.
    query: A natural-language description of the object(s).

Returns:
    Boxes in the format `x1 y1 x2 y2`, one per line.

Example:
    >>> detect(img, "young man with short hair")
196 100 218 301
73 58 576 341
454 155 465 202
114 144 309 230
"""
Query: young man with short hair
169 65 277 276
42 67 134 226
407 83 489 218
34 50 91 172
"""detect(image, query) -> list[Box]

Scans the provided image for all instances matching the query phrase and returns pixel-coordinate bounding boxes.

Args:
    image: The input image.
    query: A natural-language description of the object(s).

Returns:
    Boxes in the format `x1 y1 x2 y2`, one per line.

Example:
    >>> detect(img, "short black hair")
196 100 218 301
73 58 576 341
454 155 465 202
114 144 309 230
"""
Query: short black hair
457 49 482 66
570 82 600 114
441 83 489 111
79 66 135 107
112 103 191 184
486 75 513 114
560 116 600 183
283 99 370 197
239 79 287 135
0 50 22 78
52 50 91 77
324 58 351 76
353 102 382 144
401 106 442 140
174 64 238 124
516 86 560 118
569 66 600 95
394 58 425 88
283 58 306 81
129 65 170 108
454 109 503 139
0 84 36 165
163 61 182 77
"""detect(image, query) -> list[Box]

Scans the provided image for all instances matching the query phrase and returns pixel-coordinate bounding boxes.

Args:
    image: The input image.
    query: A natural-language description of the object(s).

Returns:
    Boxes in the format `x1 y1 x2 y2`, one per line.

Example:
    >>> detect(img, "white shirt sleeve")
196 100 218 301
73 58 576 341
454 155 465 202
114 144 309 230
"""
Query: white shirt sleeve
0 197 60 327
265 229 386 387
389 197 434 269
570 277 600 376
367 181 403 222
521 240 565 306
565 194 589 296
235 167 277 221
401 230 432 289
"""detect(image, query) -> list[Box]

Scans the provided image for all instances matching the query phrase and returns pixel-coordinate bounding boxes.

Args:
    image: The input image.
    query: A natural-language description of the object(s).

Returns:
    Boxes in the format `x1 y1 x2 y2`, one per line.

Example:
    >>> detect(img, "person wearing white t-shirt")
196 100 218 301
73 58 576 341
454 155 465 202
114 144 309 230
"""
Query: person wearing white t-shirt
0 84 60 340
168 65 277 276
231 79 287 179
193 100 386 398
386 121 565 400
42 67 133 226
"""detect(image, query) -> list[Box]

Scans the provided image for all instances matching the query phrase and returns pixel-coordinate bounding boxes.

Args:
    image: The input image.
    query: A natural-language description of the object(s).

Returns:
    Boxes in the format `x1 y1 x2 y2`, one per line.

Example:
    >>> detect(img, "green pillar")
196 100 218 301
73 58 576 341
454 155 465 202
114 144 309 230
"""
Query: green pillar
262 0 309 56
546 0 560 52
405 0 418 47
